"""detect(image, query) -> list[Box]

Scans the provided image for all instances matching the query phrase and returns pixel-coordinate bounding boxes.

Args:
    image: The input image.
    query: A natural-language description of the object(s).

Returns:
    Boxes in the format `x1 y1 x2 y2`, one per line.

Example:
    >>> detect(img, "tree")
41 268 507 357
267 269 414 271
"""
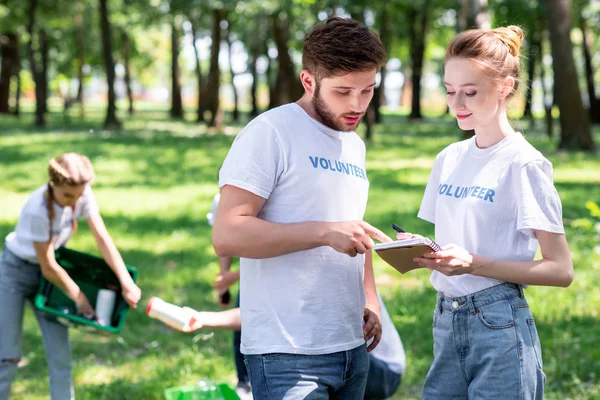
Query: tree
74 3 86 118
408 0 432 120
269 10 303 108
522 13 542 121
373 9 391 124
204 8 223 128
99 0 120 128
0 0 28 116
539 18 554 138
459 0 491 30
247 21 263 117
0 32 19 113
225 19 239 122
542 0 594 151
122 31 134 115
170 17 184 119
27 0 48 126
578 7 600 124
188 15 205 122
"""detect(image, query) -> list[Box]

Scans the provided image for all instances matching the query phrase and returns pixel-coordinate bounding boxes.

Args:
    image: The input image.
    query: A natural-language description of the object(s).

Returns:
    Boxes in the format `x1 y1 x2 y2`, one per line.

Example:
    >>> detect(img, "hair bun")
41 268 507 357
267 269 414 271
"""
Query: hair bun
492 25 524 57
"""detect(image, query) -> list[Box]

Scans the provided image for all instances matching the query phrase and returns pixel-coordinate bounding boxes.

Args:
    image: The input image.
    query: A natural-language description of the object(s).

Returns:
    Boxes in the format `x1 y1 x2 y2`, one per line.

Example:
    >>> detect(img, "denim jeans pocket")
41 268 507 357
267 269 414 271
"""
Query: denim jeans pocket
477 299 516 330
526 318 544 369
243 357 251 377
432 308 439 329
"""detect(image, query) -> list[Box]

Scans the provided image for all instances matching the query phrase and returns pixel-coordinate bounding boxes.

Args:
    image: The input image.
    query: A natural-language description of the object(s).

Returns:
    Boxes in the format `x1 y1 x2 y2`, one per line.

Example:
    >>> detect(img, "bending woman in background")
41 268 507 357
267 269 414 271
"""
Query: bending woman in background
0 153 141 400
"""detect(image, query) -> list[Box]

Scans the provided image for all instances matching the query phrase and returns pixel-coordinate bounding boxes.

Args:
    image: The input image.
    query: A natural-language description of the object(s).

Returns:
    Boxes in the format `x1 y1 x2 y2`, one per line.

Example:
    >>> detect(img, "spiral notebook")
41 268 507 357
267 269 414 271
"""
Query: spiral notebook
374 237 442 274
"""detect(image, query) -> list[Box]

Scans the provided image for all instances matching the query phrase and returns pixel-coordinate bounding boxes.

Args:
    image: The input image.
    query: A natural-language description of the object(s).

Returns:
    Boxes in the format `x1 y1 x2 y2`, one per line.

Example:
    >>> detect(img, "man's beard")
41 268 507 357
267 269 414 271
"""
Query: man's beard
312 84 362 132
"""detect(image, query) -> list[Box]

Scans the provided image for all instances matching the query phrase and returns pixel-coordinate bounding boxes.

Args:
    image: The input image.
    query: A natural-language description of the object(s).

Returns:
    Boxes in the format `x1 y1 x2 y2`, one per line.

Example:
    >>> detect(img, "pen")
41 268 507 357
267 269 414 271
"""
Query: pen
392 224 406 233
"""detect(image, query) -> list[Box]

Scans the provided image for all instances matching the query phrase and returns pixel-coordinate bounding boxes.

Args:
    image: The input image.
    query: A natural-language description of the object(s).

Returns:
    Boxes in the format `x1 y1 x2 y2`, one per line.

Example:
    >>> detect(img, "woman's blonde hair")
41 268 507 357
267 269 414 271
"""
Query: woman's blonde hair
446 25 525 98
47 153 95 239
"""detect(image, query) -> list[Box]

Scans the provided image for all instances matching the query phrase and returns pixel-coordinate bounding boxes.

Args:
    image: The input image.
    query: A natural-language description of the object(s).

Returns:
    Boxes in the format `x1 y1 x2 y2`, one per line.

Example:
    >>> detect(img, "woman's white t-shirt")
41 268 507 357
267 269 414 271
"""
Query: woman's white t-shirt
418 133 564 298
5 185 99 264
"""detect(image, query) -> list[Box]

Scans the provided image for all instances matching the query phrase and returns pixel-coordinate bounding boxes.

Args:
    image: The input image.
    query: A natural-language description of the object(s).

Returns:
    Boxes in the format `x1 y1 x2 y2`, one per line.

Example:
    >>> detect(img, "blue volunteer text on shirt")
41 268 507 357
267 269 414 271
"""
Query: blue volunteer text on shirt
438 184 496 203
309 156 367 180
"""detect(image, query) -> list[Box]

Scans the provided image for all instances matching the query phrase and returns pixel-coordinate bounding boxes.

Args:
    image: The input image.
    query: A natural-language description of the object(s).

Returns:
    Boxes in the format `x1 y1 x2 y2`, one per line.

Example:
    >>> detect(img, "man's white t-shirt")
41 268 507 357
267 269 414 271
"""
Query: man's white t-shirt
418 133 564 298
219 103 370 355
5 185 100 264
370 293 407 375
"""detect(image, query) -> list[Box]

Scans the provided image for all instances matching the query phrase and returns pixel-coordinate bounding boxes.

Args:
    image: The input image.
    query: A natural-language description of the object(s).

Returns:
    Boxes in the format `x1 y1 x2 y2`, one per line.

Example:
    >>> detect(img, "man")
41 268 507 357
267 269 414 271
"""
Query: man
213 17 389 399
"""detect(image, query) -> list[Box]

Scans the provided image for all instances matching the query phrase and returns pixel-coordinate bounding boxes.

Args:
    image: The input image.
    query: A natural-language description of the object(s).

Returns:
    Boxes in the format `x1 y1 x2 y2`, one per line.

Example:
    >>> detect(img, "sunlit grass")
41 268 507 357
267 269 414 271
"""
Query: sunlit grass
0 108 598 399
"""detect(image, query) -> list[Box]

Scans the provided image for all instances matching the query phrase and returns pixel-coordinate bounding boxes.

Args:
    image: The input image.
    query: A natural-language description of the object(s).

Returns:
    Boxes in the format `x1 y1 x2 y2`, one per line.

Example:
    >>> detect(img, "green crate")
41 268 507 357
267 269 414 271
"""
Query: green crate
34 247 138 334
164 383 240 400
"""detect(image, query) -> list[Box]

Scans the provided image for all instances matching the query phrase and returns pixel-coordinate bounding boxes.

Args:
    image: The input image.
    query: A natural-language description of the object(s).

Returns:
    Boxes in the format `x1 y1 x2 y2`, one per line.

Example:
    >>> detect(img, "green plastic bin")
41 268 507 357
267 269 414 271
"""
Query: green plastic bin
34 247 138 333
164 382 240 400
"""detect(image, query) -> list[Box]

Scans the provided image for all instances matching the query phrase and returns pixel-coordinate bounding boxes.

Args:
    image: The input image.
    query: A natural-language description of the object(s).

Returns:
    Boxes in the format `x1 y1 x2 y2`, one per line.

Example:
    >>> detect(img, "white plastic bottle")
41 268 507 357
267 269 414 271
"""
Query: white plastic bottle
146 297 196 331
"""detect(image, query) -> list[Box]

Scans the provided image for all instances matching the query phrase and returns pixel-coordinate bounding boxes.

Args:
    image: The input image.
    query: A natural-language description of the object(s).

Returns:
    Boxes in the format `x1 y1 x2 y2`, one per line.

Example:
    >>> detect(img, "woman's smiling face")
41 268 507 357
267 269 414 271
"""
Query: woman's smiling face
444 57 507 131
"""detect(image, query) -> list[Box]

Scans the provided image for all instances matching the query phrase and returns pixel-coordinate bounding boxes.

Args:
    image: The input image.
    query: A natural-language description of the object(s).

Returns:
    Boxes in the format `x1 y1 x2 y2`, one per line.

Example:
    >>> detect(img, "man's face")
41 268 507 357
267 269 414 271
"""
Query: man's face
311 70 377 132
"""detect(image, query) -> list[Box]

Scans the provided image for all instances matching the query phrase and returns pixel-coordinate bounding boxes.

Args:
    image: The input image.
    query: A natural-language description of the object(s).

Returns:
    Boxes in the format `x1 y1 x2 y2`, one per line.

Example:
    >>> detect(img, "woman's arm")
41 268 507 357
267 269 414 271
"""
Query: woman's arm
87 214 141 307
416 230 574 287
33 241 95 314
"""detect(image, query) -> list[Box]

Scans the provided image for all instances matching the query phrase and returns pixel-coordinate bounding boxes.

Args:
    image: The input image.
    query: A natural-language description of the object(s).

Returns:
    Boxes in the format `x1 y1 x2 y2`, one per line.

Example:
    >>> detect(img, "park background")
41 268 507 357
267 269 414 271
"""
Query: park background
0 0 599 398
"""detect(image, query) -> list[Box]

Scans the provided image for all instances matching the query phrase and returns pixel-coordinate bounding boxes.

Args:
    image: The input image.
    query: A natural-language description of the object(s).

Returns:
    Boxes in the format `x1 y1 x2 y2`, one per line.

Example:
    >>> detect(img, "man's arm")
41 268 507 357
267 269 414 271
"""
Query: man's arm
212 185 391 259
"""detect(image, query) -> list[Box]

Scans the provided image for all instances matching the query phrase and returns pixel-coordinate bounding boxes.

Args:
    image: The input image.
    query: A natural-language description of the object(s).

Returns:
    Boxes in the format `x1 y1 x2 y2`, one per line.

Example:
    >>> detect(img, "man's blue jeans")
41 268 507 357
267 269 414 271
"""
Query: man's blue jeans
244 343 369 399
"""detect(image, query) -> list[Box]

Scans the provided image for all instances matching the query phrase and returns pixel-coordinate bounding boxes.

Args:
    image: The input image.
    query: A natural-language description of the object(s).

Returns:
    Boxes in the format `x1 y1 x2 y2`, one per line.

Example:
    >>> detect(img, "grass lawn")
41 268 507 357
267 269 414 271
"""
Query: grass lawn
0 105 599 399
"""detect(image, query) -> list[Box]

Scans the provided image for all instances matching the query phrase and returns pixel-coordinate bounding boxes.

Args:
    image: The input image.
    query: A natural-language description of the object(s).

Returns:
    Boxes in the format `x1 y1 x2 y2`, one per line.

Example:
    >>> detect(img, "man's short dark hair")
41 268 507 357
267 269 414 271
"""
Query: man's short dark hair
302 16 387 81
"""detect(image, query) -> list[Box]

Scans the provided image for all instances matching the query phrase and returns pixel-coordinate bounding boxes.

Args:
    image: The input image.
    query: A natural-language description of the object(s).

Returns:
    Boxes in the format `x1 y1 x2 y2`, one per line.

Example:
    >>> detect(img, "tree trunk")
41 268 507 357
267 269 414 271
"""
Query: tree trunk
75 7 85 118
170 20 184 119
14 61 20 116
27 0 45 126
190 18 204 122
522 21 540 120
267 52 276 109
463 0 491 30
374 9 390 124
249 29 260 117
122 32 134 115
540 23 553 138
270 12 302 107
543 0 594 150
580 12 600 124
206 9 223 128
226 24 239 122
99 0 120 128
0 33 18 113
39 29 48 116
409 0 431 120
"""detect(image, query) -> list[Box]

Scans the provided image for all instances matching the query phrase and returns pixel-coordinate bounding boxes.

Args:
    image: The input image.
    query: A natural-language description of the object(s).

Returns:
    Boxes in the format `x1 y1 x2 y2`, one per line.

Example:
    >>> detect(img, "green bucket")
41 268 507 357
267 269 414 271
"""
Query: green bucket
34 247 138 333
163 382 240 400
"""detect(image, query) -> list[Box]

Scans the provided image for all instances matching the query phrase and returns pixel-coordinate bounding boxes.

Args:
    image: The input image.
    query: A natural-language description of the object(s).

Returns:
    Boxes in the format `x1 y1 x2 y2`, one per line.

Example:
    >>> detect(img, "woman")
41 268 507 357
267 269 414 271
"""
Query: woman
0 153 141 400
401 26 573 399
